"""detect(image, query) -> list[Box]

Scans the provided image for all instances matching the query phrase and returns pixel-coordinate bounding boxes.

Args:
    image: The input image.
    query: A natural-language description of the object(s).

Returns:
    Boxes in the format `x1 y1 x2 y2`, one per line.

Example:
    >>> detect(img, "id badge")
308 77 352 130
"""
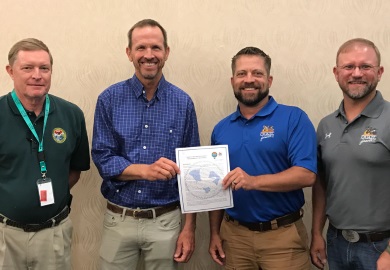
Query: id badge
37 178 55 206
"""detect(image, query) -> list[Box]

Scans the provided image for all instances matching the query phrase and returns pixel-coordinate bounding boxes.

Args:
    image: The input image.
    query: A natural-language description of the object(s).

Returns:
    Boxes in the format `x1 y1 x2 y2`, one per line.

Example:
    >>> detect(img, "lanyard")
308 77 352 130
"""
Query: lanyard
11 90 50 178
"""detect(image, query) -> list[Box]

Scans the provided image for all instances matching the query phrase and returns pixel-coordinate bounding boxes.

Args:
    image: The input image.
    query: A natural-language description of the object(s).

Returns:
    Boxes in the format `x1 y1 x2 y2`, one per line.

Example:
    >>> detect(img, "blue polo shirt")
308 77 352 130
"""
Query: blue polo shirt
211 96 316 222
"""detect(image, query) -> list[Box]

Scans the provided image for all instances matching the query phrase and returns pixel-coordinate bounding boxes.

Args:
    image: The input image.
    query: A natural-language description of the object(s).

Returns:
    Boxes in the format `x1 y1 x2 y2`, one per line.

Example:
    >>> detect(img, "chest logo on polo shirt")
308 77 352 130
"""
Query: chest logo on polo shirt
52 128 67 144
359 126 377 145
260 126 274 141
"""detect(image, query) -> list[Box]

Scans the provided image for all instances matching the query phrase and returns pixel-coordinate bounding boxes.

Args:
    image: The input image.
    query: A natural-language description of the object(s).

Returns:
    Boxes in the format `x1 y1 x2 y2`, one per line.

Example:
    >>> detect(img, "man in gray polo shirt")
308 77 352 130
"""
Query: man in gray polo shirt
310 38 390 269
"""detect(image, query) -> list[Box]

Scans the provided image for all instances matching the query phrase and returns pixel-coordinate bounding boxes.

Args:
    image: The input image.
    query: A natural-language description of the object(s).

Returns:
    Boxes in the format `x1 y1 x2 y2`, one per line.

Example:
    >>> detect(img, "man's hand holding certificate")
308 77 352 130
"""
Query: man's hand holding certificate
175 145 234 213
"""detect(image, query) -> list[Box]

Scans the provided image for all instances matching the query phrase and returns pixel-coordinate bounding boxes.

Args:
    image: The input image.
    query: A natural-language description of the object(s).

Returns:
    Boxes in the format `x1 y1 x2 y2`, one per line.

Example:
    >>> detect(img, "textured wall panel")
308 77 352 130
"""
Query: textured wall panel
1 1 389 269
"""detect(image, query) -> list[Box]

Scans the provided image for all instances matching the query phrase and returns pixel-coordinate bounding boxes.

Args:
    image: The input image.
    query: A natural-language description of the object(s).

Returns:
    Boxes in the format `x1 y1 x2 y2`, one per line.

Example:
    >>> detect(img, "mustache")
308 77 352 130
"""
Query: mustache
240 83 260 88
348 80 366 83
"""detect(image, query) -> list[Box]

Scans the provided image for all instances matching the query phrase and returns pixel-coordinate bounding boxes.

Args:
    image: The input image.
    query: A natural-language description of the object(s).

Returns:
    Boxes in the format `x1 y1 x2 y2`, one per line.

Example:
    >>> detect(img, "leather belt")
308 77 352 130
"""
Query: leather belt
0 206 69 232
225 209 302 232
107 201 180 219
329 224 390 243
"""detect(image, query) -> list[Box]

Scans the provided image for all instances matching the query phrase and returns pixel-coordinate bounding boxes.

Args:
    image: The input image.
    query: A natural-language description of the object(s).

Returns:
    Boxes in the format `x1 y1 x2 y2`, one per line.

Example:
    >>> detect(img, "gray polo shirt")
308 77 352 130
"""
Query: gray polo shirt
317 91 390 232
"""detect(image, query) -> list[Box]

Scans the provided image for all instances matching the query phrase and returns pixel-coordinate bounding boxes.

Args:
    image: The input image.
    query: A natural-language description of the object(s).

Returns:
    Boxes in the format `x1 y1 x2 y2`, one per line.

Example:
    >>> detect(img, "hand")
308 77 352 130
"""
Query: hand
209 233 225 266
377 249 390 270
173 228 195 263
222 167 254 191
310 234 327 269
143 157 180 181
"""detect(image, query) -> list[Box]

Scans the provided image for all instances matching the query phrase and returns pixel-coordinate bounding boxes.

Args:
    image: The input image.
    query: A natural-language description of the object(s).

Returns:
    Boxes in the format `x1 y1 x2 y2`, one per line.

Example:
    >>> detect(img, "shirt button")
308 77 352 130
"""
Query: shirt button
143 146 146 149
169 129 172 133
116 189 119 193
138 190 141 194
145 125 149 128
344 130 348 133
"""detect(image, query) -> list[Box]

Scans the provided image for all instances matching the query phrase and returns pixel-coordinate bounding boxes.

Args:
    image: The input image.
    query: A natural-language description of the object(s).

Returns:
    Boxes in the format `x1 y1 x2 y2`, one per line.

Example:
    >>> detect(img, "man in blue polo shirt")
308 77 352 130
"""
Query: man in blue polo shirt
92 19 200 270
208 46 317 270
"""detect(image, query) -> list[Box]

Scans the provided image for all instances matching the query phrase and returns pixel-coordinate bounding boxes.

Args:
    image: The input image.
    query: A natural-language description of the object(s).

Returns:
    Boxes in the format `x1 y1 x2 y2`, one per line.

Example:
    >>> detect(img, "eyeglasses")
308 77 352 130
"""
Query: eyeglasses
338 64 379 72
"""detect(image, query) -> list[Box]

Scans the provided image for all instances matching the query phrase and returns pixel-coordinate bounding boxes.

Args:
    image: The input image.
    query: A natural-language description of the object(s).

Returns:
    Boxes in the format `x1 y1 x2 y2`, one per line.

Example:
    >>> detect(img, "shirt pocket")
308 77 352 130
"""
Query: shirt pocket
155 127 182 160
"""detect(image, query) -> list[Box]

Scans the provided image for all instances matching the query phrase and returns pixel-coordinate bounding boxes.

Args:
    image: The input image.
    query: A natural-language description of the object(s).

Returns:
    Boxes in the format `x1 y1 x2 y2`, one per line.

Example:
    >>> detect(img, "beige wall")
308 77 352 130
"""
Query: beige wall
1 1 389 269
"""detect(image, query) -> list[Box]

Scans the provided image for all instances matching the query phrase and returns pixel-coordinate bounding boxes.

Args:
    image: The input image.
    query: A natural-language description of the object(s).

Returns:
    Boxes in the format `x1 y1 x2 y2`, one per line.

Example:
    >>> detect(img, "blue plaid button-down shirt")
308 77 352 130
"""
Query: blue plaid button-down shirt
92 75 200 208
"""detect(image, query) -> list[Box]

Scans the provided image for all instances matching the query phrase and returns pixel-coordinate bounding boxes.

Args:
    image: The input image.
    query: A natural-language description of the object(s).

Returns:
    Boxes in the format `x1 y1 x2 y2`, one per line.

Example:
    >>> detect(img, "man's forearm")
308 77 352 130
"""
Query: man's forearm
69 170 81 189
209 210 224 235
183 213 196 231
312 176 327 235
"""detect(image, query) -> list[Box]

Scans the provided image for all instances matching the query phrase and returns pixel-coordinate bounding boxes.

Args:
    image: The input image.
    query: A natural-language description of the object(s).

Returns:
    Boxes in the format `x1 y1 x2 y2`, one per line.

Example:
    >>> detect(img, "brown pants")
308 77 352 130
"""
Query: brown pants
221 217 311 270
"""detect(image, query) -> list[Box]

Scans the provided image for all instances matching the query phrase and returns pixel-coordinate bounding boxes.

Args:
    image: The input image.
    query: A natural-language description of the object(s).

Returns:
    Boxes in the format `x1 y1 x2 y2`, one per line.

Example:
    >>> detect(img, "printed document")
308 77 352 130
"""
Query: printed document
176 145 233 213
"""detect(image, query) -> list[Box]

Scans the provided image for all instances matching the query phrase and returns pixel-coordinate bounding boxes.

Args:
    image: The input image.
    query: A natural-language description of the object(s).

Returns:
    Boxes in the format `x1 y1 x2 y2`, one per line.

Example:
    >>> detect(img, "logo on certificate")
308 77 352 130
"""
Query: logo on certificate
211 152 223 159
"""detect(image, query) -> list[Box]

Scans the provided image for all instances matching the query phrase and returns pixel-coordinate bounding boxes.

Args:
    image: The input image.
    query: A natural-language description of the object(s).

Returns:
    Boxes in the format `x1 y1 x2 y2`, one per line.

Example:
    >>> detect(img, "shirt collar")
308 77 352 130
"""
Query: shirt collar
130 74 167 101
230 96 278 121
336 90 384 119
7 92 55 116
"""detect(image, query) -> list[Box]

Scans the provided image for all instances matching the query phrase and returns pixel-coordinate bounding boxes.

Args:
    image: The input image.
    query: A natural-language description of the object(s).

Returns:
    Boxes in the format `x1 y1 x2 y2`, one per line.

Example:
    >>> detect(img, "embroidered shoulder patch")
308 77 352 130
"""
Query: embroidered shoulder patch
52 128 67 143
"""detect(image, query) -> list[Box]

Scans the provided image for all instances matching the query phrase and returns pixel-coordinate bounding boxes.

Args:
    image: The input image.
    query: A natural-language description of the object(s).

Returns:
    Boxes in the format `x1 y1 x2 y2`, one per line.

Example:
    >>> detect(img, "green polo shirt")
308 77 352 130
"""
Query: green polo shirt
0 92 90 223
317 91 390 232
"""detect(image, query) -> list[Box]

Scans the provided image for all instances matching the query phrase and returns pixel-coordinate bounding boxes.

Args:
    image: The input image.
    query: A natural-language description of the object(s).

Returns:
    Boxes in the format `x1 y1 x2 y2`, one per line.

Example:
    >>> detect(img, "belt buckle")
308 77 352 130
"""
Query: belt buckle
133 209 141 218
271 219 278 230
342 229 360 242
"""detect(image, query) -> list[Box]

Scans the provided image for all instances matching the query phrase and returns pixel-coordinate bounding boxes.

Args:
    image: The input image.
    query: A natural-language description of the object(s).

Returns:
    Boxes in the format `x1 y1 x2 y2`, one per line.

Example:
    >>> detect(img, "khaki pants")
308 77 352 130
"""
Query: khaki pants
221 217 310 270
100 207 181 270
0 217 72 270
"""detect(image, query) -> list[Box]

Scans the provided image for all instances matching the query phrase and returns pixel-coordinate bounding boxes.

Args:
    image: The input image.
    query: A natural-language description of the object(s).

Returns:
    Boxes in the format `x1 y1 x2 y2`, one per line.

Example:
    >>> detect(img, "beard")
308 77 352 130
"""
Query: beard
340 80 378 100
234 85 269 107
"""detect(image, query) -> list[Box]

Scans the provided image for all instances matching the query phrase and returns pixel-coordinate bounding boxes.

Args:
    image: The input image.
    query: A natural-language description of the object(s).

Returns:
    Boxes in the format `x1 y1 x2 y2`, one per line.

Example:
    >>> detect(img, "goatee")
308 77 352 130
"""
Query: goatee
234 88 269 107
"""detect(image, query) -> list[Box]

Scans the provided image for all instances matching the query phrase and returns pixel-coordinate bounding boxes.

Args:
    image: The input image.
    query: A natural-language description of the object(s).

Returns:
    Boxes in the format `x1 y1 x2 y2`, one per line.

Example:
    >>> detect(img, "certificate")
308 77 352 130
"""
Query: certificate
175 145 233 213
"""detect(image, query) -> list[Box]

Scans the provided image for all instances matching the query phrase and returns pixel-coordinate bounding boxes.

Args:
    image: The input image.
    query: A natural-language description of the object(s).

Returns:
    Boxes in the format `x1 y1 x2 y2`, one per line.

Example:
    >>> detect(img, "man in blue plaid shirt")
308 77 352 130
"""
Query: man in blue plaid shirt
92 19 200 270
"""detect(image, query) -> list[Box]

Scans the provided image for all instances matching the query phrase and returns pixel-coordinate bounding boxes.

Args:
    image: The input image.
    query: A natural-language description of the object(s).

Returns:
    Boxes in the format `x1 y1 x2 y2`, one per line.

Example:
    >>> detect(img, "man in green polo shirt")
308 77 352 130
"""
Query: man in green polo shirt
0 38 90 269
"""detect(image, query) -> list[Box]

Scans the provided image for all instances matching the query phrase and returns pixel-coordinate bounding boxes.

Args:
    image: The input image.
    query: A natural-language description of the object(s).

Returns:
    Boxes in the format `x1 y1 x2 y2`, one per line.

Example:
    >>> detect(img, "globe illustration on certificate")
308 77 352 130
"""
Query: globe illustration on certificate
184 161 224 199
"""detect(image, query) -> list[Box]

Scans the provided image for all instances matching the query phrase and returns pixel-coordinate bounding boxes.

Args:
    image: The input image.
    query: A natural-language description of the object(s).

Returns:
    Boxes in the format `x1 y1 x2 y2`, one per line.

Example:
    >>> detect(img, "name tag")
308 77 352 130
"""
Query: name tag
37 178 55 206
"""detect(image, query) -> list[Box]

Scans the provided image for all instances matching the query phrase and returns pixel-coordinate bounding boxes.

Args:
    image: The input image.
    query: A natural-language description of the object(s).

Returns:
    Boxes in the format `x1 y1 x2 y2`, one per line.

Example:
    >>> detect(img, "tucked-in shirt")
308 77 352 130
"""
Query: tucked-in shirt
212 96 317 222
317 91 390 232
0 93 90 223
92 75 200 208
